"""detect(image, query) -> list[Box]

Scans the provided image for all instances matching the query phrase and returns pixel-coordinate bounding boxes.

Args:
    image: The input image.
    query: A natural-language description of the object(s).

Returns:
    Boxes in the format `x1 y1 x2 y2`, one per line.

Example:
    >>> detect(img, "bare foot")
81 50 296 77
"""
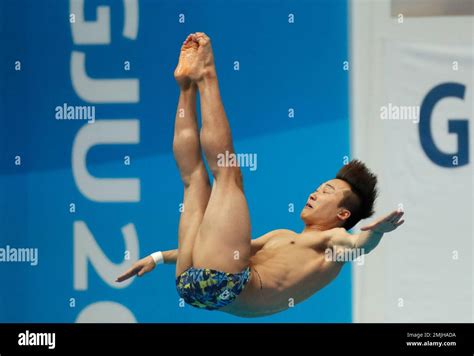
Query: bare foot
193 32 215 76
174 32 215 87
174 34 198 89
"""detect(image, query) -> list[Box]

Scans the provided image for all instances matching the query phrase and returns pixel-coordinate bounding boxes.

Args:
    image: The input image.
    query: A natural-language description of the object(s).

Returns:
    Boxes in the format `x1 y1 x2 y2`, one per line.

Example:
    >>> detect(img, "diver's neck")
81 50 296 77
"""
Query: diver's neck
302 223 333 233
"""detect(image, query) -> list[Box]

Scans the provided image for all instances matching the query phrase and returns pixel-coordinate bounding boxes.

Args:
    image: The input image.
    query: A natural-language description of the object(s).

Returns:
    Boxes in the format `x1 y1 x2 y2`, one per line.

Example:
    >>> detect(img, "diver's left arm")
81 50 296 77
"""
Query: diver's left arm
330 210 405 255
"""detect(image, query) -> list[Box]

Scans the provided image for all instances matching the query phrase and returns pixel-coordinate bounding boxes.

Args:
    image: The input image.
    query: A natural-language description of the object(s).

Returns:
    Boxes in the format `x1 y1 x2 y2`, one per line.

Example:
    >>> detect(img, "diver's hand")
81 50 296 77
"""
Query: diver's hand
360 210 405 233
115 256 156 283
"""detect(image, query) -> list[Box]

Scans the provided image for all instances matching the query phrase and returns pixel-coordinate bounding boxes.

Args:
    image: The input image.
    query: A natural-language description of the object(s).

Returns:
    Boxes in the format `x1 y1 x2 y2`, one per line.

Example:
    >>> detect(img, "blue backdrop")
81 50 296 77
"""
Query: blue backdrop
0 0 350 322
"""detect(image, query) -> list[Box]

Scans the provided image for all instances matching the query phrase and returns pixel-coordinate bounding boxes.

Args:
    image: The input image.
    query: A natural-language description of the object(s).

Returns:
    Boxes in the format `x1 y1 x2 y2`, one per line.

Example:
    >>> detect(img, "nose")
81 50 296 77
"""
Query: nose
310 193 316 201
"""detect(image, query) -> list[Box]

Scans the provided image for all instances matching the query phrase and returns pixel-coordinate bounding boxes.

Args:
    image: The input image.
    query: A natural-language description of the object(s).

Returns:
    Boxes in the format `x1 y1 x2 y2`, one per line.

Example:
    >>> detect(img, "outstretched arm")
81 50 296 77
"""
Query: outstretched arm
356 210 404 253
115 249 178 283
330 210 405 255
116 229 284 283
161 249 179 264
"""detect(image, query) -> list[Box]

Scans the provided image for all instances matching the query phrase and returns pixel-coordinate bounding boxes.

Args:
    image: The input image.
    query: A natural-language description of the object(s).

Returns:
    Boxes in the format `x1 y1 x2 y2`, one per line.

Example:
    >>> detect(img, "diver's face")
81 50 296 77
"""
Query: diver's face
300 179 352 227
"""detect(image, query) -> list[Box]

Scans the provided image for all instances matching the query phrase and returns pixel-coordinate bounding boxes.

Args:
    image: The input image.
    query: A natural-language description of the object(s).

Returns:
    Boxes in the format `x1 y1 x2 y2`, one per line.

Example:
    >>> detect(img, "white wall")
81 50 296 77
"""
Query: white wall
350 0 473 322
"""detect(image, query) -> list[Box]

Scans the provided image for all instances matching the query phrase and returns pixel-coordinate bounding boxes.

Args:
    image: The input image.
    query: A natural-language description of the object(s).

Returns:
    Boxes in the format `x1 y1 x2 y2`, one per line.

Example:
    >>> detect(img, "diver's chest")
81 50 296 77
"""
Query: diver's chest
263 234 315 250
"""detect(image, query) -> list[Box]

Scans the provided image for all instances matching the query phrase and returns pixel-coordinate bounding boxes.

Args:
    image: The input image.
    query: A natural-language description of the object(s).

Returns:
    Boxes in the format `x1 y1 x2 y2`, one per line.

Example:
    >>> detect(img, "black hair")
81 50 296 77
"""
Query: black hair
336 160 378 230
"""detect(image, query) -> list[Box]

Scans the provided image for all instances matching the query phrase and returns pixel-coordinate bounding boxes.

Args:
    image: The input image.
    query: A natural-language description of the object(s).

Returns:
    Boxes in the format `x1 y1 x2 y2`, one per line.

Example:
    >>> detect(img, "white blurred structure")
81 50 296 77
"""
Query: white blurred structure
350 0 473 322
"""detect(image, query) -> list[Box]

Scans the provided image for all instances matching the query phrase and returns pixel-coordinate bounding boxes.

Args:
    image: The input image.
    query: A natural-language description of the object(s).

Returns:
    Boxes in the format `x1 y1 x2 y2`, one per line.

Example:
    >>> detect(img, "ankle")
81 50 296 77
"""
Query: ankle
197 68 218 89
202 66 217 80
180 82 198 93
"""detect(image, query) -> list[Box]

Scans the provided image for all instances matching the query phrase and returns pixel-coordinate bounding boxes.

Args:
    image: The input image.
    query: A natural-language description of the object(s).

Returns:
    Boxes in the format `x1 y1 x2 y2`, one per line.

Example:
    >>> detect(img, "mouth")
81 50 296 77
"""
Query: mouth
305 203 313 209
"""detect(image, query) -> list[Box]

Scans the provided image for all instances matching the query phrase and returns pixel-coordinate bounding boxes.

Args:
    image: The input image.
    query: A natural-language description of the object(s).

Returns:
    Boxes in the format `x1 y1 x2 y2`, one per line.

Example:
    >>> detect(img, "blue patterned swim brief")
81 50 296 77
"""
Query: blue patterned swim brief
176 267 251 310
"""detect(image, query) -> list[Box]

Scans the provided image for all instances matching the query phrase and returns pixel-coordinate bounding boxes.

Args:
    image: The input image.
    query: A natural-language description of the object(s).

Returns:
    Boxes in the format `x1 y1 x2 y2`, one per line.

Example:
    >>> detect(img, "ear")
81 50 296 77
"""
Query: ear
337 208 351 223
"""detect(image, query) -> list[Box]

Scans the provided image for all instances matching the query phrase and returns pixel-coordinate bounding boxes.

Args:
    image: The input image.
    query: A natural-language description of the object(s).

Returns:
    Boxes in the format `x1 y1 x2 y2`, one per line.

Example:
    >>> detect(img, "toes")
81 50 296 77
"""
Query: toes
183 34 193 45
195 32 209 40
182 35 199 50
194 32 210 45
196 36 209 46
182 32 210 49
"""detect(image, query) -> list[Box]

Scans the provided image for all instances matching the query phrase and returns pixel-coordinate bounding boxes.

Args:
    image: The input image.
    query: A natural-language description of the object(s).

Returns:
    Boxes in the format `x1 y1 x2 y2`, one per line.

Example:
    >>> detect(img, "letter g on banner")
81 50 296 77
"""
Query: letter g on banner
419 83 469 168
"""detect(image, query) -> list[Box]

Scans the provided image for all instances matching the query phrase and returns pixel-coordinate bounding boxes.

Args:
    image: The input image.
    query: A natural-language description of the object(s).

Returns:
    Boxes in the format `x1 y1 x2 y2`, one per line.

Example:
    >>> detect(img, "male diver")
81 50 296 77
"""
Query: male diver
116 33 405 317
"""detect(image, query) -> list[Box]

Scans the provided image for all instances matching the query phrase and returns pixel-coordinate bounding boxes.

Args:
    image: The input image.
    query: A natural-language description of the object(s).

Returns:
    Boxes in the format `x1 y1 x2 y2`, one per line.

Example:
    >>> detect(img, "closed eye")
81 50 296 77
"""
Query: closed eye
323 183 335 194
